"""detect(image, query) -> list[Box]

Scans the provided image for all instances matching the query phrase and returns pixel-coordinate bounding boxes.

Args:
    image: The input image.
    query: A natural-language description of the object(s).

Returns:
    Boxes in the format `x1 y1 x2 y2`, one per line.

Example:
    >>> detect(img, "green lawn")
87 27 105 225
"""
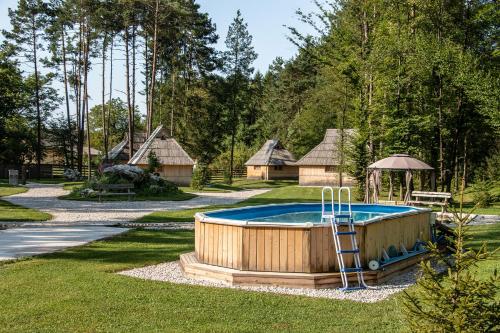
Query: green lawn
0 224 497 332
137 186 363 223
62 181 85 191
0 183 28 197
139 184 499 223
138 186 327 223
181 178 298 193
0 200 52 222
222 178 298 189
0 184 51 222
60 190 197 202
27 178 78 184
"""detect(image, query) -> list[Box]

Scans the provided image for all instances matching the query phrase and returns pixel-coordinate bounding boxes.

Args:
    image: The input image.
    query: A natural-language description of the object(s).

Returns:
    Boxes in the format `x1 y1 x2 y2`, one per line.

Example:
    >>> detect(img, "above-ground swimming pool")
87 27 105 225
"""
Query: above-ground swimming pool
185 203 432 288
198 203 421 225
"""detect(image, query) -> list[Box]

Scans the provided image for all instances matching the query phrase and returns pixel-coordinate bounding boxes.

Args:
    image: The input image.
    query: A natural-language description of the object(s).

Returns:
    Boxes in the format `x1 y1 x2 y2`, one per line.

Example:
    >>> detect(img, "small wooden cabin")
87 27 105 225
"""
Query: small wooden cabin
128 125 194 185
296 129 356 186
41 138 102 164
245 139 298 180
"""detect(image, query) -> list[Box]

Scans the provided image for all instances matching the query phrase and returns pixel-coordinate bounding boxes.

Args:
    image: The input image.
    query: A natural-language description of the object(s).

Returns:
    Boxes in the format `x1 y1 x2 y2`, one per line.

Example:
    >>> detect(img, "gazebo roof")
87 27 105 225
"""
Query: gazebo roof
367 154 433 171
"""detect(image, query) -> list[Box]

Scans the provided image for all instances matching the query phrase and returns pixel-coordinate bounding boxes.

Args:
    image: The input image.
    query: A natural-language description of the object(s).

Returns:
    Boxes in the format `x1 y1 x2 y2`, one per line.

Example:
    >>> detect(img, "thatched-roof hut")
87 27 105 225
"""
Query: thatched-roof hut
245 139 298 180
107 132 148 163
128 125 194 185
296 129 356 186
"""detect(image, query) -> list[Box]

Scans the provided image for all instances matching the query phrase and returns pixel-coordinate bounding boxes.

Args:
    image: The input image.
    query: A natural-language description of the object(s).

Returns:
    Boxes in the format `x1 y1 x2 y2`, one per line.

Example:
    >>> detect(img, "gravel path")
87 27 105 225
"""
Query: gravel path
0 226 127 261
2 183 269 225
119 261 420 303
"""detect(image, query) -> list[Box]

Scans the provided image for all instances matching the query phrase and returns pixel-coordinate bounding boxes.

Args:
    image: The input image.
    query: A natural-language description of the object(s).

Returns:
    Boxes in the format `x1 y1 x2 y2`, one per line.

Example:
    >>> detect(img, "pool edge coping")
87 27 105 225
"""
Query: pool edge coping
194 202 432 228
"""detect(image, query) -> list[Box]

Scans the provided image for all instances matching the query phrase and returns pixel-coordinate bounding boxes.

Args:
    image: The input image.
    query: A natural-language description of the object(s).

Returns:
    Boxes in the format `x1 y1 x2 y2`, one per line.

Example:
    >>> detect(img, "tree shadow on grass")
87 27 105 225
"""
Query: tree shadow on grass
467 225 500 251
38 229 194 268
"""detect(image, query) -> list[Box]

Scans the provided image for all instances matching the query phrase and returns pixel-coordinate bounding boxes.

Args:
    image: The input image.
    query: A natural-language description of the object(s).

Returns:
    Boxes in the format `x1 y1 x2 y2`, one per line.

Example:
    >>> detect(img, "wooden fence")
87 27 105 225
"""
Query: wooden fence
0 164 95 179
209 168 247 182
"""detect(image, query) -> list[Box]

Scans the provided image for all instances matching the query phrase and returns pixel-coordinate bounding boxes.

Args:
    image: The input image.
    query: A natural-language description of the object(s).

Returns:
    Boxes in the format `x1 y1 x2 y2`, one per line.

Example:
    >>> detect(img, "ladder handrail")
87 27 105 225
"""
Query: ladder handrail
337 186 352 217
321 186 335 218
323 185 370 291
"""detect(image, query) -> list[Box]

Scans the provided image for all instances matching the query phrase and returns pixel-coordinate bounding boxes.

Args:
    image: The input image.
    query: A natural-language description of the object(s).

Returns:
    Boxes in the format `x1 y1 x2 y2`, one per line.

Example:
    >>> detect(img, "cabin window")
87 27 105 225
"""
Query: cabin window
254 166 261 170
325 166 337 173
274 165 283 171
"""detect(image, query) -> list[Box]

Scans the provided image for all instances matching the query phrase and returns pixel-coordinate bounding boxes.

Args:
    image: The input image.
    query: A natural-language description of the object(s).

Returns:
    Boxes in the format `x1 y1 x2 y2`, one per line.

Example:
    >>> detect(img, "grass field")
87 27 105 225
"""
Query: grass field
60 190 197 202
137 186 325 223
0 183 28 197
0 224 497 332
181 179 299 193
139 183 500 223
0 184 51 222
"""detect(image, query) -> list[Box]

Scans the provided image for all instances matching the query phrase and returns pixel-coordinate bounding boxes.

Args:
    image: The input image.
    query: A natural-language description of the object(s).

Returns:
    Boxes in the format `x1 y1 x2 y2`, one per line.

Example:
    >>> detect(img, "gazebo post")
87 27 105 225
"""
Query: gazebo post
404 170 413 204
372 170 380 203
364 169 371 203
399 173 404 201
388 171 393 201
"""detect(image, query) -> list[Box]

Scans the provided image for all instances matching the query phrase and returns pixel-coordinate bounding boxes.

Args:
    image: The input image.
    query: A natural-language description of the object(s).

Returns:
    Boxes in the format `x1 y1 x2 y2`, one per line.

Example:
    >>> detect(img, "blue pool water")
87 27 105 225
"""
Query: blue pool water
202 203 419 224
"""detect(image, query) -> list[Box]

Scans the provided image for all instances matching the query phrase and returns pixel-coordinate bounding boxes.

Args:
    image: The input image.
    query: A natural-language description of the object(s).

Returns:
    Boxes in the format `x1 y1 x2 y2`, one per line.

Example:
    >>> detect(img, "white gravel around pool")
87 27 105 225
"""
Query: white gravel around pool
118 261 422 303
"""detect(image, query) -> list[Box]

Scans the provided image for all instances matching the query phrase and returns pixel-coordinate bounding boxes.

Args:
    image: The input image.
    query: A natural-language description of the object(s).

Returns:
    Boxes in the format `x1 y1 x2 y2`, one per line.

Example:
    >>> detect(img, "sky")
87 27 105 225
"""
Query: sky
0 0 318 116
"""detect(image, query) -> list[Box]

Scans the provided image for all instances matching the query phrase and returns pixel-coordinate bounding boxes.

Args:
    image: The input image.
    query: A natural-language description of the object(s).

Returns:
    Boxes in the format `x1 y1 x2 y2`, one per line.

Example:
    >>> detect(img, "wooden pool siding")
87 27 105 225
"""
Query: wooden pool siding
195 210 431 274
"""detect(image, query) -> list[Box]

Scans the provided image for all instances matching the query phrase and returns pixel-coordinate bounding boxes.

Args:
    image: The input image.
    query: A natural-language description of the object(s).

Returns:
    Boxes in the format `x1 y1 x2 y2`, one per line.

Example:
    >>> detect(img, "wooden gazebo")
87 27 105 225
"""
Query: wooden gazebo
365 154 434 204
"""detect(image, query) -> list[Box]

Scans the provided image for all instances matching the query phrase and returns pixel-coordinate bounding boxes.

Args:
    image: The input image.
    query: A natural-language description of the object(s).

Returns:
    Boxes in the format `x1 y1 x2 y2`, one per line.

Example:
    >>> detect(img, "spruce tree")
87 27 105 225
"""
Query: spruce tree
403 185 500 332
223 10 257 184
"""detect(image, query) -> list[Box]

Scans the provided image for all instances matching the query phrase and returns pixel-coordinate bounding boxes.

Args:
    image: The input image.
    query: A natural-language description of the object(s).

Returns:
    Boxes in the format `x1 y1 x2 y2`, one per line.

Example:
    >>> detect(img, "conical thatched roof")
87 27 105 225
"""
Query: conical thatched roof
108 131 148 161
245 139 297 166
296 129 356 166
128 125 194 166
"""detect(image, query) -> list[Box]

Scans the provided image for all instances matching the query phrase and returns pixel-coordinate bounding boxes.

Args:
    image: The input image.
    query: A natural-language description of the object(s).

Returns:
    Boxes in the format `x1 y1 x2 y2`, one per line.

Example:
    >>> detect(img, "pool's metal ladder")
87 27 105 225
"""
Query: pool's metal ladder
321 186 369 291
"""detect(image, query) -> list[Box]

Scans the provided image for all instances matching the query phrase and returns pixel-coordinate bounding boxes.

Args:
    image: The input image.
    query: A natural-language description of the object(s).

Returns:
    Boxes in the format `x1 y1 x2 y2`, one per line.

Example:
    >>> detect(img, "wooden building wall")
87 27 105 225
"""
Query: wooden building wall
299 166 355 186
137 164 193 186
246 165 299 180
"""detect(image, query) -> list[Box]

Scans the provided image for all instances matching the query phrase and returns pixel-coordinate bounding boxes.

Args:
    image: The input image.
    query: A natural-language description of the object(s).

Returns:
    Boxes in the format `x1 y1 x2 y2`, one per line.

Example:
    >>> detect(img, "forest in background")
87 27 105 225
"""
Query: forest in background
0 0 498 193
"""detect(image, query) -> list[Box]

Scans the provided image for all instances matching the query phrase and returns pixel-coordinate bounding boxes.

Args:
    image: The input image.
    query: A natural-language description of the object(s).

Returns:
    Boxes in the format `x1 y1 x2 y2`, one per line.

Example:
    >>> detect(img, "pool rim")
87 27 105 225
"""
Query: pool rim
195 202 432 228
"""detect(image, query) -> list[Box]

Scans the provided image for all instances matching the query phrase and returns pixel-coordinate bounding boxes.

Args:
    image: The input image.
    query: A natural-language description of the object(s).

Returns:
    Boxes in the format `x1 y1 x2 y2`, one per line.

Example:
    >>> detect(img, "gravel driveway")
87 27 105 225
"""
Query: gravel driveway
3 183 269 225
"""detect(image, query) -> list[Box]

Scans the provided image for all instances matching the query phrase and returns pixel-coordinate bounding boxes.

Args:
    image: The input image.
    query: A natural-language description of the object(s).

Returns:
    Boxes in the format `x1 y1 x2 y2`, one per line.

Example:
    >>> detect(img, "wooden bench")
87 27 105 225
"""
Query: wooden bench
408 191 452 214
95 183 136 202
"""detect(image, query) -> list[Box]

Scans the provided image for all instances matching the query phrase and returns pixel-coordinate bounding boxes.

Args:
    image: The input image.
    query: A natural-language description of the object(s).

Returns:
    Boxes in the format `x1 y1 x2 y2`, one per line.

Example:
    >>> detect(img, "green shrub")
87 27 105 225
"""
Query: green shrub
147 184 164 195
73 165 180 198
147 151 161 174
191 164 211 190
472 181 493 208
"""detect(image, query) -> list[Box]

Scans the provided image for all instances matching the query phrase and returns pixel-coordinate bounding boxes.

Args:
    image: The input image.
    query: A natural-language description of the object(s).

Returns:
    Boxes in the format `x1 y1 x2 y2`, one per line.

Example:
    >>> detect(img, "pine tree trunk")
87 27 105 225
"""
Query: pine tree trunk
125 28 134 160
101 32 108 163
170 69 176 136
147 0 159 136
31 15 42 179
61 27 74 169
77 15 84 173
338 80 348 187
83 22 92 181
107 34 114 150
132 24 136 129
144 33 149 122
